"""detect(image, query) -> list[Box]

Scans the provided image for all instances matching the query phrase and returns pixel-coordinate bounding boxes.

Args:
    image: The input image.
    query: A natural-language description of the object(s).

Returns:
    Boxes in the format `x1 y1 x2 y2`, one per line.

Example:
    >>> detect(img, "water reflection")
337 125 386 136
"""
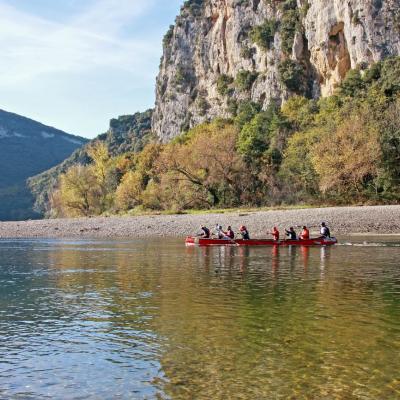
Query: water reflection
0 239 399 399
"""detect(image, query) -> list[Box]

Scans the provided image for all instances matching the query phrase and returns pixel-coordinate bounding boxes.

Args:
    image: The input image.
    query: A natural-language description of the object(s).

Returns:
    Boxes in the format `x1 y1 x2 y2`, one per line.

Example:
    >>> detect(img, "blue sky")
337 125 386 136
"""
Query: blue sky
0 0 183 138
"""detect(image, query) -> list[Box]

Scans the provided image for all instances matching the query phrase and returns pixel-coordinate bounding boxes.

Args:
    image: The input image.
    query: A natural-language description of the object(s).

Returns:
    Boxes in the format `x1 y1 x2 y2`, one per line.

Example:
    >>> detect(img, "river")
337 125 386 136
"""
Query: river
0 237 399 399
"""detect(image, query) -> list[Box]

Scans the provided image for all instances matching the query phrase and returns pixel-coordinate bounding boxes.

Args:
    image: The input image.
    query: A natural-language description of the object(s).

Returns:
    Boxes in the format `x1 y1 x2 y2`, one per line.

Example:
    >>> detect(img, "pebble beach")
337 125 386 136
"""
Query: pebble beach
0 205 399 239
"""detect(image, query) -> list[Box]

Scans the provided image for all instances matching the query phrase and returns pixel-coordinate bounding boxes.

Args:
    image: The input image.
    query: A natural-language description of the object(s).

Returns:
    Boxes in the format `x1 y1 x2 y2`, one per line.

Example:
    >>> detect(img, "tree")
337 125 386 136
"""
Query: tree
114 143 162 211
250 19 278 51
234 101 262 129
281 96 318 131
157 120 247 208
377 98 400 197
115 171 144 211
312 112 381 198
234 70 258 92
280 128 320 198
238 112 272 159
217 74 234 96
51 165 100 217
278 59 307 93
339 69 365 97
280 9 300 55
87 142 113 212
134 143 163 185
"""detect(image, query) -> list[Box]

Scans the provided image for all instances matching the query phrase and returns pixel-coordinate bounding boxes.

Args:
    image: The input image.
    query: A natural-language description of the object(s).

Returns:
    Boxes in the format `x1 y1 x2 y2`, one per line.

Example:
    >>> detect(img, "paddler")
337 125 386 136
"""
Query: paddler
214 224 224 239
299 226 310 240
214 224 231 240
199 225 210 238
268 226 280 241
272 226 280 241
238 225 250 240
320 222 331 238
285 227 297 240
225 226 235 239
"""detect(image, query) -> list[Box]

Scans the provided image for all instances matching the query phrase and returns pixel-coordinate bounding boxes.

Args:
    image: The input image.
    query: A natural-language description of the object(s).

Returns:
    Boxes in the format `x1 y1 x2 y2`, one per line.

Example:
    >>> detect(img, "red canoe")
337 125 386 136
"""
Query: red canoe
185 236 338 247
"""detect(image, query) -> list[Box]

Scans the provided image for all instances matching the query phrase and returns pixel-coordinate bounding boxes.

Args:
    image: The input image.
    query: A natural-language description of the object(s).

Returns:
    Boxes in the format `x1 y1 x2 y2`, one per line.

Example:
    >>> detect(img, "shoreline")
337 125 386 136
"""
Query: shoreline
0 205 399 239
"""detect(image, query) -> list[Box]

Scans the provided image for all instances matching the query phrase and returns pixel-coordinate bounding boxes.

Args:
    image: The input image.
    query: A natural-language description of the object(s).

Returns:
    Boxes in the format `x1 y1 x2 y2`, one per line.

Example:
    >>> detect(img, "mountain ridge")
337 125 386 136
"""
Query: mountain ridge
0 109 88 220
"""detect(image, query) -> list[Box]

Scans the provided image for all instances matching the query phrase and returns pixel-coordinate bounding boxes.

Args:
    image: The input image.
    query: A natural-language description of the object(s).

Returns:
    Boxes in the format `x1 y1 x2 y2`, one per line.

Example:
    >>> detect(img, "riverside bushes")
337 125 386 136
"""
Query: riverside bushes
51 58 400 217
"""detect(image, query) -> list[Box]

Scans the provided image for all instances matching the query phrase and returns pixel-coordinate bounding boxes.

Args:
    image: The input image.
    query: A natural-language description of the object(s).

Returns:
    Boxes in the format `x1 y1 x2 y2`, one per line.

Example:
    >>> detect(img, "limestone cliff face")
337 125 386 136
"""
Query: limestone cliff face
152 0 400 141
305 0 400 96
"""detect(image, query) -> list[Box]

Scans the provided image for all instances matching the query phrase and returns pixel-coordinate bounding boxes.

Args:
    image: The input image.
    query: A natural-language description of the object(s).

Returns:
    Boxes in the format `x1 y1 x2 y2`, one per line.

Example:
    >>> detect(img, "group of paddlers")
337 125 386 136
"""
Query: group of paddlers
199 225 250 240
198 222 331 241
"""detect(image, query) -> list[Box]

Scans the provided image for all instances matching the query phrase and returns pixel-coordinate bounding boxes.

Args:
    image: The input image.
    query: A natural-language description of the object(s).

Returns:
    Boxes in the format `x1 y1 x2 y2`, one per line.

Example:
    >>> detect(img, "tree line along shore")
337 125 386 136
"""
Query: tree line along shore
0 205 399 239
30 58 400 220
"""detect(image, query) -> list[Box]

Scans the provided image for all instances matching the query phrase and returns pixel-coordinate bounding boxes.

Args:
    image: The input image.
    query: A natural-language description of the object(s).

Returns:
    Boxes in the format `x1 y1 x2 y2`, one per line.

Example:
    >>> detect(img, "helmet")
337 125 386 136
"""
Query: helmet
240 225 246 231
321 222 326 227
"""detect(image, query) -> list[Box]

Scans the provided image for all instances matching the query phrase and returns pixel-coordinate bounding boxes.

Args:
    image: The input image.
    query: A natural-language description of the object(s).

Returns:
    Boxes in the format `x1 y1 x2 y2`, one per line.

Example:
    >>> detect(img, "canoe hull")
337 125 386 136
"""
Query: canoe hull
185 237 337 247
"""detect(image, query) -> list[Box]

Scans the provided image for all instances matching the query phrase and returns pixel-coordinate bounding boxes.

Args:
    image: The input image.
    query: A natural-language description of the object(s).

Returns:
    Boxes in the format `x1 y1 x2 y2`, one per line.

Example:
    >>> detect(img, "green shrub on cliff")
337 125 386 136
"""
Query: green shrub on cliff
182 0 204 16
278 59 307 93
217 74 234 96
280 9 301 55
235 70 258 92
163 25 174 47
250 19 278 51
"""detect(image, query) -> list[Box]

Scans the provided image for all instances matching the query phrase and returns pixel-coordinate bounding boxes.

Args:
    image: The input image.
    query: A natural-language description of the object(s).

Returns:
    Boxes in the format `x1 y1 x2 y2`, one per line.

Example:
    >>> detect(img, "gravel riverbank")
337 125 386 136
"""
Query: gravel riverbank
0 205 399 239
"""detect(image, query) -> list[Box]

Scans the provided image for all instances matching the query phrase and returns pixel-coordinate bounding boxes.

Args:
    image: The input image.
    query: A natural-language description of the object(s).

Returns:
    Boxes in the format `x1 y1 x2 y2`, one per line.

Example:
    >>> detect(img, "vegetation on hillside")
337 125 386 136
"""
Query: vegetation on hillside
0 109 87 220
28 110 153 216
49 58 400 217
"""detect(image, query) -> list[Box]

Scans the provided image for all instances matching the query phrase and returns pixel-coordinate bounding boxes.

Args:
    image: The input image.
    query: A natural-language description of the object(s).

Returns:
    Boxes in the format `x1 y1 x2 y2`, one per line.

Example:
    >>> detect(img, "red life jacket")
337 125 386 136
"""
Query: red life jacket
301 229 310 239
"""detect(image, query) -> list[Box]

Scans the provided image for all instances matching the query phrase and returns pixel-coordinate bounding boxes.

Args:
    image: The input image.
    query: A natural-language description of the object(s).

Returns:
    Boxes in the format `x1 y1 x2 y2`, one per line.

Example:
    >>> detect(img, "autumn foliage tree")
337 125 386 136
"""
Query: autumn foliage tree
312 111 381 200
157 120 247 208
114 143 161 211
51 165 100 217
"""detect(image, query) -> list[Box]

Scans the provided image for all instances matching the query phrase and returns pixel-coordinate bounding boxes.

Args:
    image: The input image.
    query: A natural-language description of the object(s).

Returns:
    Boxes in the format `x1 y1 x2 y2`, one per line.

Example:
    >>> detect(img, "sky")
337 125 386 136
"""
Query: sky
0 0 183 138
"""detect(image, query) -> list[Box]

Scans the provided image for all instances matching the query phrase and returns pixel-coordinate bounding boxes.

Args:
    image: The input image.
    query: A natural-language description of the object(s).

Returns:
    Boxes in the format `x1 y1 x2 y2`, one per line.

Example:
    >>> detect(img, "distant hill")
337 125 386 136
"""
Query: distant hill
0 109 88 221
28 109 153 216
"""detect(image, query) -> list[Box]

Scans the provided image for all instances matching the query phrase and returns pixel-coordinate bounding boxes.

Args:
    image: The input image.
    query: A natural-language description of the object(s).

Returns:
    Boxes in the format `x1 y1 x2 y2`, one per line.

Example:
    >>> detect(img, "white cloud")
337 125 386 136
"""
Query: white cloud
0 0 183 137
0 0 160 86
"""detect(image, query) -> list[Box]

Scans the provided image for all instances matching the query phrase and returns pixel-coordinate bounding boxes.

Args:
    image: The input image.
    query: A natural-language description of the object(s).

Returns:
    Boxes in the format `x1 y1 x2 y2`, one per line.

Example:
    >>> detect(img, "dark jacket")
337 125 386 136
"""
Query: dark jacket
285 230 297 240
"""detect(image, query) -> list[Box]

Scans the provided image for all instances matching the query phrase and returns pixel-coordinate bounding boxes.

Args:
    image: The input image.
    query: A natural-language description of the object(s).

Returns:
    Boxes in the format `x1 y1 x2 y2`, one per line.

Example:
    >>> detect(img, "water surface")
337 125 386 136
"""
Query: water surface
0 237 399 399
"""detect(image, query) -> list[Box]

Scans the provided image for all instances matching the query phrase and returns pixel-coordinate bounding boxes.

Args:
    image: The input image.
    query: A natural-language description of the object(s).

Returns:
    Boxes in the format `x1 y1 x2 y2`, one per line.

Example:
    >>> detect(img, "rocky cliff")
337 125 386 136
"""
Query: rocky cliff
153 0 400 141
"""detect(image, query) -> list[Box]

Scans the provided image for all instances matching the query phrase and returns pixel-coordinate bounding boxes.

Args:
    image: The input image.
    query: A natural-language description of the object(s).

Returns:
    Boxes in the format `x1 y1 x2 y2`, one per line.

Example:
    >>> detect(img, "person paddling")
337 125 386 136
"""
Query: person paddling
199 225 210 238
214 224 224 239
214 224 232 240
238 225 250 240
299 226 310 240
285 227 297 240
320 222 331 238
225 226 235 239
268 227 280 241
